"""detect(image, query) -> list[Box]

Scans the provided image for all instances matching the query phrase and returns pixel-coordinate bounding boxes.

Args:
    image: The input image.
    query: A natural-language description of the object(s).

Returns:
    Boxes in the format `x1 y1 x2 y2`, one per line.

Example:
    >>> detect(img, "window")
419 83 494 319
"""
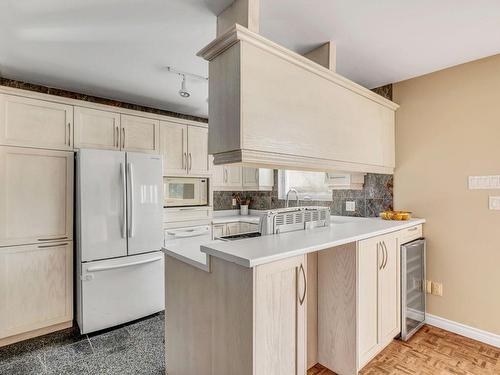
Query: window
278 170 332 201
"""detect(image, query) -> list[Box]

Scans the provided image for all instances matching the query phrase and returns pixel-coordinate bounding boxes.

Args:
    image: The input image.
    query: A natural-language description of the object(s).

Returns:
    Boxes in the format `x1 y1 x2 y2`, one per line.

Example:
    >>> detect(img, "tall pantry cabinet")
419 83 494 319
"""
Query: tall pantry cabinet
0 93 74 346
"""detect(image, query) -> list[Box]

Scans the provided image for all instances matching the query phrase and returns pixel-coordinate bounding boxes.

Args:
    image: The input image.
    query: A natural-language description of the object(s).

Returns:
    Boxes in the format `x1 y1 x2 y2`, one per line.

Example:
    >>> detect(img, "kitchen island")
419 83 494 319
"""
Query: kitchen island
164 216 425 375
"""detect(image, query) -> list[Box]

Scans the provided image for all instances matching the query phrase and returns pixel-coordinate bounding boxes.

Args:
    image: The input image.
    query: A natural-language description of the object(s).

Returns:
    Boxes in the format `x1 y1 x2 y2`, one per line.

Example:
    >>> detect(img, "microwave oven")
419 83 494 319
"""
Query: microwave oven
163 177 208 207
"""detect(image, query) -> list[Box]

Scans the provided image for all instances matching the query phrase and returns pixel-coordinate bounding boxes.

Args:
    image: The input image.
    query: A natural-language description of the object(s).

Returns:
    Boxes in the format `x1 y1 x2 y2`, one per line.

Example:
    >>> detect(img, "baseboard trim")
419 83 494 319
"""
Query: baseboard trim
426 313 500 348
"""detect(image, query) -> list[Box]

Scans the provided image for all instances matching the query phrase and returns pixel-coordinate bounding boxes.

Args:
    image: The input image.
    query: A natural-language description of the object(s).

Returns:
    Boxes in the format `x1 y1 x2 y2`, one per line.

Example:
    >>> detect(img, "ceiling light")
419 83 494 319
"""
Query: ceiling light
179 75 190 98
166 66 208 100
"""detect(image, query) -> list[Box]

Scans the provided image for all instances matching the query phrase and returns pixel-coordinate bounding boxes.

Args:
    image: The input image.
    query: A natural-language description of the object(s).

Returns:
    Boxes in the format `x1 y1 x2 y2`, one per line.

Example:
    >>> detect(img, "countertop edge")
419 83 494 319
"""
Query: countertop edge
201 219 426 268
162 248 211 272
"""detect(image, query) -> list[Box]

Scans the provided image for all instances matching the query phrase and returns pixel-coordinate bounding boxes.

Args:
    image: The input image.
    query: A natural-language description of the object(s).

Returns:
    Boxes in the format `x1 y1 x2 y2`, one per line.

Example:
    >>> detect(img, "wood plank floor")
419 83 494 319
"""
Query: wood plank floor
308 325 500 375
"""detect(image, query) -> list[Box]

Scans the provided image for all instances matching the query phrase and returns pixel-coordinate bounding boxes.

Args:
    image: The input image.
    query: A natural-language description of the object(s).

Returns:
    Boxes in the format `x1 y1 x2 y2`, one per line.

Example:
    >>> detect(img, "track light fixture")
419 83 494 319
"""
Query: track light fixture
166 66 208 99
179 75 190 98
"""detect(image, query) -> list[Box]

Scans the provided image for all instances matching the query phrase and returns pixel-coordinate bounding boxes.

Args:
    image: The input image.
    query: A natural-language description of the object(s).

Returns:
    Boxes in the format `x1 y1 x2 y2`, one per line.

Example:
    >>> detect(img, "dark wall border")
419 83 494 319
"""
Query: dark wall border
0 77 208 123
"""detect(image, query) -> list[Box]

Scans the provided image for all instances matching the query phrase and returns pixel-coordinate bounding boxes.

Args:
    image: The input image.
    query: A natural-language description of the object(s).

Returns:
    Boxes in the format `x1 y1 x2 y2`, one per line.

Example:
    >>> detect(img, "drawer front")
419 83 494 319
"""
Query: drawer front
398 225 422 244
164 207 212 223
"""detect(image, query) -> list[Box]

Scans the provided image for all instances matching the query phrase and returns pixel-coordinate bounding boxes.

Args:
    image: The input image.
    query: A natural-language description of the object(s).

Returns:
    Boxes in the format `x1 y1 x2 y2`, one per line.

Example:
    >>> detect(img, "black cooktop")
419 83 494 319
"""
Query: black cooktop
219 232 262 241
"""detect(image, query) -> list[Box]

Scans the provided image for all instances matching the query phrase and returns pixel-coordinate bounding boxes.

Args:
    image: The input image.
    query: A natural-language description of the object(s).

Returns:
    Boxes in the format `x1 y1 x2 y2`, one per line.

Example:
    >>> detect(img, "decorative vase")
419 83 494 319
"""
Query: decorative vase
240 204 249 216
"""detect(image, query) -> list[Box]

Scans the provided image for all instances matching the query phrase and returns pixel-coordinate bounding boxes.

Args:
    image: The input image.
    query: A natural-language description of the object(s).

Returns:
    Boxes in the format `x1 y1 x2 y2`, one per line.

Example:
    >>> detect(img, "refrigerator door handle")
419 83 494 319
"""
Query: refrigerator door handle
127 162 135 238
121 163 127 238
86 256 163 273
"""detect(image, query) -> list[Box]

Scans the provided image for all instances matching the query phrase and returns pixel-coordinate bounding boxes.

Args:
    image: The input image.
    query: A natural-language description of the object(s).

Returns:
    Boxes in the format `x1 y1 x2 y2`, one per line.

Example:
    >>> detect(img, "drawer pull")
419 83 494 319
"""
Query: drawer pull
38 242 68 248
38 237 67 241
408 227 418 232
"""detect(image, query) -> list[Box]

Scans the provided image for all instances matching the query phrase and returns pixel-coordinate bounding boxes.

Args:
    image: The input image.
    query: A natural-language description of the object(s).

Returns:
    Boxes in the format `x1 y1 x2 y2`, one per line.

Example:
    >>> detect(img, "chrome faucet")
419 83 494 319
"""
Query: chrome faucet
285 188 299 207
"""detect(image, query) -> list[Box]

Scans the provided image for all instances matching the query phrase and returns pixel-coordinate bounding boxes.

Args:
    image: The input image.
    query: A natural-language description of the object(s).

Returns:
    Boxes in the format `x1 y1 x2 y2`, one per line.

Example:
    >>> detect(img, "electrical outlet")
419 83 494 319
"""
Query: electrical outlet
346 201 355 212
431 282 443 296
425 280 432 294
489 196 500 210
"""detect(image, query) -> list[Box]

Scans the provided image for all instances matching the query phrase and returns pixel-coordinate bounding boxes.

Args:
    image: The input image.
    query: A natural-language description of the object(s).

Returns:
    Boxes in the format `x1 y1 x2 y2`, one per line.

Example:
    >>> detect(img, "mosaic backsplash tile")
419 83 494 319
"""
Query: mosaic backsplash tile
213 172 393 218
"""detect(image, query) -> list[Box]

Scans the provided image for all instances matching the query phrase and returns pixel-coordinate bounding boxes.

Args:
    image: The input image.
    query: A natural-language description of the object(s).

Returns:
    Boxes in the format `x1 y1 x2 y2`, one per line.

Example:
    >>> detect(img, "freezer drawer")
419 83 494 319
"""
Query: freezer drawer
79 251 164 334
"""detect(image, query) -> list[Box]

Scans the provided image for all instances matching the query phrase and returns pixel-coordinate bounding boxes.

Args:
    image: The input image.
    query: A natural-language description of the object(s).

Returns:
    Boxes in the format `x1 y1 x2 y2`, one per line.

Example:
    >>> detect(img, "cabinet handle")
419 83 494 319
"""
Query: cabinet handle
188 153 192 172
298 263 307 305
116 126 119 148
183 152 187 170
224 169 228 183
67 123 71 146
227 225 231 235
378 242 384 270
255 169 258 182
382 241 388 269
38 236 67 241
408 227 418 232
38 242 68 248
122 128 125 149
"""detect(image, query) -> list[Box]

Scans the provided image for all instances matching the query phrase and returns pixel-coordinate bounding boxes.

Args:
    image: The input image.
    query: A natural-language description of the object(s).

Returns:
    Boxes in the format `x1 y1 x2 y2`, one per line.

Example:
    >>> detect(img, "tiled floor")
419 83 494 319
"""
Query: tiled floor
2 319 499 375
0 312 165 375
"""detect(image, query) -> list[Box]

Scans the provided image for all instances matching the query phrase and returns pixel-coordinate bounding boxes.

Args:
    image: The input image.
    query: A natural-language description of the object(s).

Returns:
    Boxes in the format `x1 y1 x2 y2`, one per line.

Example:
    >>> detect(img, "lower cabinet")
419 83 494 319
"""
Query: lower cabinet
0 241 73 342
212 221 259 239
166 253 306 375
254 255 307 375
357 232 400 369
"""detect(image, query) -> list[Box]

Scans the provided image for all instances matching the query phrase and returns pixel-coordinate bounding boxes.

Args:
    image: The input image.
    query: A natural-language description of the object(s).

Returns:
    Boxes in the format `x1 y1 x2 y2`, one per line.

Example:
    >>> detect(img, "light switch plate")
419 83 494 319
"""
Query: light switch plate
345 201 355 212
489 196 500 210
469 175 500 189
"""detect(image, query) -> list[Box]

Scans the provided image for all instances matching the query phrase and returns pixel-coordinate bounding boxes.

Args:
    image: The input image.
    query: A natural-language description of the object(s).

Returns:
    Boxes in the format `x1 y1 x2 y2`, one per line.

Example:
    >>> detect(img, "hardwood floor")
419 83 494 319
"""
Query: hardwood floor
308 325 500 375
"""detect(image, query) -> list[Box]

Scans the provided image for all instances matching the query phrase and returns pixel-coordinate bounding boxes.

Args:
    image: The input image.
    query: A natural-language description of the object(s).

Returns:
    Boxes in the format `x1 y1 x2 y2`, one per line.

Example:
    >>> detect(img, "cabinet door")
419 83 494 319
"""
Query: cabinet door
254 255 306 375
258 168 274 190
0 242 73 339
225 222 240 236
160 121 187 175
187 126 209 175
212 224 225 239
378 234 400 344
212 165 226 187
121 114 160 154
242 167 259 189
0 94 73 150
225 166 242 188
74 106 120 150
0 147 73 247
357 237 380 368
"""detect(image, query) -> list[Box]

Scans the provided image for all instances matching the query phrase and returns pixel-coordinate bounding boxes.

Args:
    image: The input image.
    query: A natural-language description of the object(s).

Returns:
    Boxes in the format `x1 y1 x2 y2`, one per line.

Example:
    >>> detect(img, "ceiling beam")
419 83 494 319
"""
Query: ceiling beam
217 0 260 37
303 42 336 72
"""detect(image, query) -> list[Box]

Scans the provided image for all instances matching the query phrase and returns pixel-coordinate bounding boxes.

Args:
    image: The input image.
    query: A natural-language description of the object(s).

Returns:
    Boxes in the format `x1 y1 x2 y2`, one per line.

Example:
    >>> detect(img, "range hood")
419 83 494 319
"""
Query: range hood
198 25 399 174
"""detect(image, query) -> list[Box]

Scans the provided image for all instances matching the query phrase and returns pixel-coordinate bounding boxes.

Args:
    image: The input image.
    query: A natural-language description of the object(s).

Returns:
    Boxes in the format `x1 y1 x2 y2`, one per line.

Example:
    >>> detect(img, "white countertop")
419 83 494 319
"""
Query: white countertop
163 241 211 272
201 216 425 268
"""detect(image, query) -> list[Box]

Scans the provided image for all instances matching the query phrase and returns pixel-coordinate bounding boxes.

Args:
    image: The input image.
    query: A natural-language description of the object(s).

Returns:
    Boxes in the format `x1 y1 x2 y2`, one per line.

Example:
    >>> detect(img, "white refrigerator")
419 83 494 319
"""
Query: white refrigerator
76 149 164 334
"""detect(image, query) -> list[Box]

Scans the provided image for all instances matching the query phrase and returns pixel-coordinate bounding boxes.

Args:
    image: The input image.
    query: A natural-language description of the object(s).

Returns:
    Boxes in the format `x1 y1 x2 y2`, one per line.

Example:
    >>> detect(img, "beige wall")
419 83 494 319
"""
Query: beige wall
394 54 500 335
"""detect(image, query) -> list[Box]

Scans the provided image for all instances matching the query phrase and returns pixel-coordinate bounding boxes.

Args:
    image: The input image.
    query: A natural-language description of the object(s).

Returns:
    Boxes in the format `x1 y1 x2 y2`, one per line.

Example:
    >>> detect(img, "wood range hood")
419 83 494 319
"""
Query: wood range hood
198 24 399 174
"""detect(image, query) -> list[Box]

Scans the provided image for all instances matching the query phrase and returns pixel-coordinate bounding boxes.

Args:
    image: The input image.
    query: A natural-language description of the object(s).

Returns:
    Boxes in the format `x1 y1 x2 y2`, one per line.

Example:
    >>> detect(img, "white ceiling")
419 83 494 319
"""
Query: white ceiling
1 0 500 118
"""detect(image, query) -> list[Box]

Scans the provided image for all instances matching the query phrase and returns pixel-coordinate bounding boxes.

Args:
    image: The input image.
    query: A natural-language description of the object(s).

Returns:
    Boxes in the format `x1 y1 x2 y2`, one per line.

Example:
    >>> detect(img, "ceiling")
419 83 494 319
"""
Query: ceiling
1 0 500 118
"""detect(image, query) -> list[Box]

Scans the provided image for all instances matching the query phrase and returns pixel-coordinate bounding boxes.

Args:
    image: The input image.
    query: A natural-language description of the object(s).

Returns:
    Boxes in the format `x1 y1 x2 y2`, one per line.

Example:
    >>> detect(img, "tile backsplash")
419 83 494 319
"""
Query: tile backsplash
213 172 393 217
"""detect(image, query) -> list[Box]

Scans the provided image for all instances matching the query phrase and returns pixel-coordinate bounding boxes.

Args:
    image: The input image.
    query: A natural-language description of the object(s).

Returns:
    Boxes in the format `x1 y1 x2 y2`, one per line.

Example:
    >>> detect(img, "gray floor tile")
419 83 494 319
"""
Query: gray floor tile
0 355 46 375
89 326 133 356
43 339 94 372
45 358 91 375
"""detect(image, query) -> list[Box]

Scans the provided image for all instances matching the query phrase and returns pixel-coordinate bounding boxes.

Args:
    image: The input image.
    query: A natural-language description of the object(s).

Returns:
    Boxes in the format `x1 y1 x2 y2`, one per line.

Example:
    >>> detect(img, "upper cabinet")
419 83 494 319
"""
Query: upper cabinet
198 26 398 174
160 120 209 177
74 108 160 154
74 106 121 150
0 94 73 151
213 165 273 191
120 114 160 154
